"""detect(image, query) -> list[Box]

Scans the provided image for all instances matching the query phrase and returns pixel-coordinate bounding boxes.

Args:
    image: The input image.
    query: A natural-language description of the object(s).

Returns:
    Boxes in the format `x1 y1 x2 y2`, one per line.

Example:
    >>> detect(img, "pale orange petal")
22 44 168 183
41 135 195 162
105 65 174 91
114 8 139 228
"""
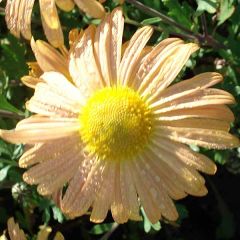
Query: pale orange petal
90 161 114 223
118 26 153 86
69 25 104 97
55 0 75 11
19 136 79 168
151 72 223 107
133 38 182 90
153 88 235 114
39 0 64 47
120 161 141 221
7 218 27 240
74 0 105 18
129 159 161 224
111 162 129 223
156 105 234 122
23 140 82 195
142 152 187 200
61 158 106 217
5 0 22 38
154 126 240 149
154 137 217 175
145 148 208 196
94 8 124 86
20 0 35 39
31 39 69 77
137 155 179 221
0 116 79 144
137 39 199 100
157 118 230 131
21 76 44 89
26 78 81 117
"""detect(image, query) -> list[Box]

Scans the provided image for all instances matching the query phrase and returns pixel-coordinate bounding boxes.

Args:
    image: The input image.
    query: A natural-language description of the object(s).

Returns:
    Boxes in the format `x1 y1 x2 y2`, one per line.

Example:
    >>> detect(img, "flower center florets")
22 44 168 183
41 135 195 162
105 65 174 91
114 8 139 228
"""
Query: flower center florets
79 87 153 161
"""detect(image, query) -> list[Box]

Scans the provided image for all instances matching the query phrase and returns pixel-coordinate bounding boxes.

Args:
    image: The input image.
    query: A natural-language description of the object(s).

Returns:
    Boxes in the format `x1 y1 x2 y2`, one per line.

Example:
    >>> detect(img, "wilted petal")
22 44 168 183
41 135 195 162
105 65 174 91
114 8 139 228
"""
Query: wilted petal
74 0 105 18
7 218 27 240
55 0 75 11
31 39 69 78
39 0 64 47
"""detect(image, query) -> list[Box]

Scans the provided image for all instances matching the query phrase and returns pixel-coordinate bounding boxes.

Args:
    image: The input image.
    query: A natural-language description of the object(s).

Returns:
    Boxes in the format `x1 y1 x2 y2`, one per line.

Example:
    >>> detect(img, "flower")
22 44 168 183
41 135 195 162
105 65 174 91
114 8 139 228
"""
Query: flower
2 218 64 240
5 0 105 47
1 8 239 224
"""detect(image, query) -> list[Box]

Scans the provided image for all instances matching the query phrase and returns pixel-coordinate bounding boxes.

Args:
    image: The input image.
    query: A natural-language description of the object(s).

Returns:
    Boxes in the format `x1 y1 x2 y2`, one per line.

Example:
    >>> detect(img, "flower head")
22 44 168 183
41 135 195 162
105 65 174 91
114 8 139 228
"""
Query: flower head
5 0 105 47
1 8 239 224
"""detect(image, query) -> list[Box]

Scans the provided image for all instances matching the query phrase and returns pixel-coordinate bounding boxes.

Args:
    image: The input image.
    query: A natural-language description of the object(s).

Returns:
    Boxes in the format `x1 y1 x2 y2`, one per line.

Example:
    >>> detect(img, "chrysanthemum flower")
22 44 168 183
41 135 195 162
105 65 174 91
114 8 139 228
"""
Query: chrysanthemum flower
2 218 64 240
5 0 105 47
1 8 239 224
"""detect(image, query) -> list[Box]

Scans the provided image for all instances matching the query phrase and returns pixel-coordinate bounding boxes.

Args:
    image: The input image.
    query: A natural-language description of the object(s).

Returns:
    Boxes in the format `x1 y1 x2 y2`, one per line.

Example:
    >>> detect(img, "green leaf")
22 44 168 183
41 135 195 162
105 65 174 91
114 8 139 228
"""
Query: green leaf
141 17 161 25
217 0 235 26
0 165 11 181
141 208 162 233
0 95 23 115
90 223 114 235
52 206 64 223
196 0 218 14
162 0 194 29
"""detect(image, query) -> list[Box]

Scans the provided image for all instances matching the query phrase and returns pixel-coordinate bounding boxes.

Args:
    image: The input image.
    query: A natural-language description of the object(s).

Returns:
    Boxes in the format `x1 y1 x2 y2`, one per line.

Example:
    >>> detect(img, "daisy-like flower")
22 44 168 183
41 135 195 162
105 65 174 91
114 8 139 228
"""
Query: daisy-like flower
2 218 64 240
5 0 105 47
1 8 239 224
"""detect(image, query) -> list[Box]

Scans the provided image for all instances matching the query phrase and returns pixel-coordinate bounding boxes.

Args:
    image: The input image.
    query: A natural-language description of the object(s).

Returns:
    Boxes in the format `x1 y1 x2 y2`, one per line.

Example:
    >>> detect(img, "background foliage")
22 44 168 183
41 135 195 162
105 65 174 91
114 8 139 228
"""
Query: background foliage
0 0 240 239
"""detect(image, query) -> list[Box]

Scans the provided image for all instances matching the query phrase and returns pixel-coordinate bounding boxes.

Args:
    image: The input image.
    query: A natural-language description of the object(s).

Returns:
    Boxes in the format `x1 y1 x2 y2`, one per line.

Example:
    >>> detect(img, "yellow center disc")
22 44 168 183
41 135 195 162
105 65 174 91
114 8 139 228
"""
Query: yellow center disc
79 87 153 161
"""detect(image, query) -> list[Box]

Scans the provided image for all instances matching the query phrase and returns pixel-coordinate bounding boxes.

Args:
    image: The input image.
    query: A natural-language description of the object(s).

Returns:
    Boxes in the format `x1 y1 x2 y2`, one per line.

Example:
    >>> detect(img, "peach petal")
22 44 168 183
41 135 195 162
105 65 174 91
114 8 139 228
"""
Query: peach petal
69 25 104 97
94 8 124 86
119 26 153 86
154 126 240 149
74 0 105 18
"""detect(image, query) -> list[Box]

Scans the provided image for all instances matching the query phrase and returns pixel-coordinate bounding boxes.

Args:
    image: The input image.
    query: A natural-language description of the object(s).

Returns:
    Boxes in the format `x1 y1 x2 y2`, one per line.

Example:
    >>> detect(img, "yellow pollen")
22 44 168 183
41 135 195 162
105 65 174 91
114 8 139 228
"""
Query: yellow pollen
79 87 153 161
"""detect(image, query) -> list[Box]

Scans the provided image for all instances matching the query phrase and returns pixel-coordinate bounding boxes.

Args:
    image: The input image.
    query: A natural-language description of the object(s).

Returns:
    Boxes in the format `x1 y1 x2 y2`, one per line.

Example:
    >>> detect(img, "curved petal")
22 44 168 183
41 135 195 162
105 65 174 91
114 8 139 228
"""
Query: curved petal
69 25 104 97
111 162 129 223
90 161 115 223
155 105 234 122
23 137 83 195
61 159 106 218
39 0 64 47
26 73 82 117
154 126 240 149
19 136 78 168
55 0 75 11
94 8 124 86
153 88 235 114
0 116 79 144
31 39 69 78
5 0 22 38
137 39 199 101
74 0 105 18
118 26 153 86
7 218 27 240
145 147 208 196
21 76 44 89
20 0 35 39
137 155 179 221
157 118 230 131
151 72 223 107
130 159 162 223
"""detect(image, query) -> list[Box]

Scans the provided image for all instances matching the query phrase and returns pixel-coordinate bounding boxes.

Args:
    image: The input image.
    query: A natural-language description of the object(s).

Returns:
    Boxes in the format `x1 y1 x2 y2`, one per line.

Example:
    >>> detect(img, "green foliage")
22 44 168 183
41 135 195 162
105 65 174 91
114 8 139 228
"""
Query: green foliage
1 0 240 239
